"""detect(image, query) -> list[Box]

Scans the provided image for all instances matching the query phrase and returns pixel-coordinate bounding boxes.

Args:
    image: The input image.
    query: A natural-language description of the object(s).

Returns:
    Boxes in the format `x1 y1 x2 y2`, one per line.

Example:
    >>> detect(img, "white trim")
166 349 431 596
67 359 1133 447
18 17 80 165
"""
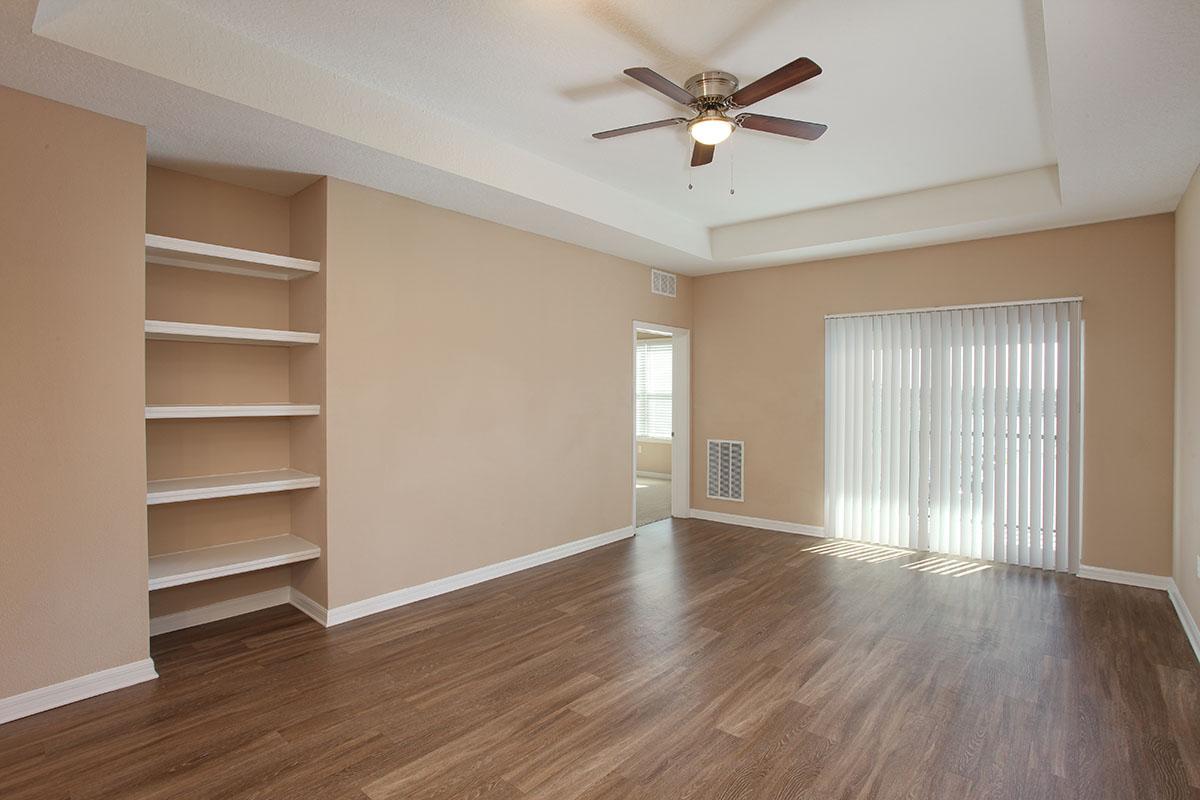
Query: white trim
636 470 671 480
315 525 635 627
825 296 1083 320
690 508 825 537
1168 580 1200 665
0 659 157 725
1076 564 1172 590
149 586 292 636
289 588 329 627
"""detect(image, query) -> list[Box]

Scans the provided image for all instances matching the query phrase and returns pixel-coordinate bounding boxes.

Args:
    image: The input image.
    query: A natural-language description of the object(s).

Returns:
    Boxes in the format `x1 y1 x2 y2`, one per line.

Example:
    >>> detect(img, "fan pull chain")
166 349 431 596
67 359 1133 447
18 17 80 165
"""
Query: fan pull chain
688 157 694 191
728 136 736 196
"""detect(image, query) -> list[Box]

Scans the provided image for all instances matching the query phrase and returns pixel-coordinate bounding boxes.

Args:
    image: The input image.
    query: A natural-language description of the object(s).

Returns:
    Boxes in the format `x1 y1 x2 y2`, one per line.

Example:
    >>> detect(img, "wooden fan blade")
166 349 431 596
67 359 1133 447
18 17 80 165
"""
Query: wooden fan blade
728 57 822 108
737 113 827 140
624 67 696 106
592 118 687 139
691 141 715 167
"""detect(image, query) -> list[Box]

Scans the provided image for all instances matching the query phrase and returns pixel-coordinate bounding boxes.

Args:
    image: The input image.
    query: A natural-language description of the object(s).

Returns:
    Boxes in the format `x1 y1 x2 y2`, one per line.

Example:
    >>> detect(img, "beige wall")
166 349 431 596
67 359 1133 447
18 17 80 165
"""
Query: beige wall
144 167 299 617
288 179 329 606
693 216 1175 576
0 87 148 696
1176 166 1200 621
637 441 671 475
323 179 691 608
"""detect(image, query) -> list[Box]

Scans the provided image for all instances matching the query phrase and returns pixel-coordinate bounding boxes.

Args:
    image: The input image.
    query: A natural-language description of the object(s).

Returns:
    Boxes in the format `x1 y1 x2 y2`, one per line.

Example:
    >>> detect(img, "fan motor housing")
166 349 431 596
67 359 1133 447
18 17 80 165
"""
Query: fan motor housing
684 71 738 106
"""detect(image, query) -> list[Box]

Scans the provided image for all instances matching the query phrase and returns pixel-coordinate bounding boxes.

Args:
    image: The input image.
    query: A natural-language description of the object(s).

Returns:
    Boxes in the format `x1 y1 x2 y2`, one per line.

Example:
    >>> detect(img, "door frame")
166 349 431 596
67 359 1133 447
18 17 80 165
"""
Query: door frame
631 320 691 528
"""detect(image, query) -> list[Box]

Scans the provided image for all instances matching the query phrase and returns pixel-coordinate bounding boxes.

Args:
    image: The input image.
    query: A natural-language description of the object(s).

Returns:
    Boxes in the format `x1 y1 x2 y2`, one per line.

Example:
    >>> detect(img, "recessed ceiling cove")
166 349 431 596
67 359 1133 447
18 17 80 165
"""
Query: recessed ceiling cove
10 0 1200 273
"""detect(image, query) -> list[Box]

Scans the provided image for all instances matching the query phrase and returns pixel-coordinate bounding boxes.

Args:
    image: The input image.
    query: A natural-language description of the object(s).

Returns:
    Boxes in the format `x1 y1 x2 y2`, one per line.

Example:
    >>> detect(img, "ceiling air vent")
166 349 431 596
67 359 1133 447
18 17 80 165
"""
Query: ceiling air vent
707 439 744 502
650 269 677 298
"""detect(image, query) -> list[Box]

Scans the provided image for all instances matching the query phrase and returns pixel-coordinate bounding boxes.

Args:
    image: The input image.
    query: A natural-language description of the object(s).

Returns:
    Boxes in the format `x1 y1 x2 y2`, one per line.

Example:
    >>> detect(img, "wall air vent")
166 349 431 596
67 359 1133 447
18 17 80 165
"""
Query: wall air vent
707 439 744 501
650 269 677 298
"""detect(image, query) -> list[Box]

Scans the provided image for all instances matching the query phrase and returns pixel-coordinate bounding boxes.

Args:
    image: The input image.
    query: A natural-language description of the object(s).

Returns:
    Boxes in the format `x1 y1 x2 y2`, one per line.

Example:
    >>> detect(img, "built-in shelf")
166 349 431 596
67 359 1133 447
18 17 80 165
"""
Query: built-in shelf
147 468 321 505
148 534 321 590
145 320 320 346
145 233 320 280
145 404 321 420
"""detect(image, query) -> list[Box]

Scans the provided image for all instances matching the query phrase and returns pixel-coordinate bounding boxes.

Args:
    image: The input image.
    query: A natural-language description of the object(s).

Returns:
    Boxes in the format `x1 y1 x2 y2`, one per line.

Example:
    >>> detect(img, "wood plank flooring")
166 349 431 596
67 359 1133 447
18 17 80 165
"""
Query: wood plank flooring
2 518 1198 799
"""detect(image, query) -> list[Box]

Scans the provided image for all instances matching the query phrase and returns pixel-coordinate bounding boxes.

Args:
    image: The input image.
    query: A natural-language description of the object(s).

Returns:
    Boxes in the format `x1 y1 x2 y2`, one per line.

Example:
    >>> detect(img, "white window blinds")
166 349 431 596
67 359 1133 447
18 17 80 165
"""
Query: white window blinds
636 338 673 440
824 300 1082 572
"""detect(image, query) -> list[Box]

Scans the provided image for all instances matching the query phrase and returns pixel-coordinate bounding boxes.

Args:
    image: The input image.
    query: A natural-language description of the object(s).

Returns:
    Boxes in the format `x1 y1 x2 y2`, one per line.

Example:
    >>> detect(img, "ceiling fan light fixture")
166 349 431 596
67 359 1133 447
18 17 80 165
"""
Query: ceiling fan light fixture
688 113 734 145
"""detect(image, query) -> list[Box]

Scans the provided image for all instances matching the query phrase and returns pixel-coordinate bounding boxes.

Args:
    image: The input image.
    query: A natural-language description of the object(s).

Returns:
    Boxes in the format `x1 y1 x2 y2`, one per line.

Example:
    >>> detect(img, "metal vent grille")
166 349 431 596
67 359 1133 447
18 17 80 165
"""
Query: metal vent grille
650 269 677 298
707 439 744 501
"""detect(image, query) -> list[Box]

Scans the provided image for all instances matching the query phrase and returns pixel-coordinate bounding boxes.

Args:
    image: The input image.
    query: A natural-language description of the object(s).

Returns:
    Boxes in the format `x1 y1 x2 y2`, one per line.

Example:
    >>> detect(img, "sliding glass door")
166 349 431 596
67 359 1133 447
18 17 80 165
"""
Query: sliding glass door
824 299 1082 571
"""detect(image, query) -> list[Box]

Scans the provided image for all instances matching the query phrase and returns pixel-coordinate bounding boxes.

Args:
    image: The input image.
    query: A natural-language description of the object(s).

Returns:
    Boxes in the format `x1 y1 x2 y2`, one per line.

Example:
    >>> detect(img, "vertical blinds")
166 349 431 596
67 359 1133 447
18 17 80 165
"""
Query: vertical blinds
636 338 673 440
824 300 1082 571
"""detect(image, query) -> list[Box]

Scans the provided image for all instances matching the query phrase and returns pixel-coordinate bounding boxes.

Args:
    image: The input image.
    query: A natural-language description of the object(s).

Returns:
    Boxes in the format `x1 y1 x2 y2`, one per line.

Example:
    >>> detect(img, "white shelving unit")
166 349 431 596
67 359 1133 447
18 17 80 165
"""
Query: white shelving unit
145 320 320 346
145 233 320 280
146 403 320 419
147 468 320 505
148 534 321 590
144 231 324 616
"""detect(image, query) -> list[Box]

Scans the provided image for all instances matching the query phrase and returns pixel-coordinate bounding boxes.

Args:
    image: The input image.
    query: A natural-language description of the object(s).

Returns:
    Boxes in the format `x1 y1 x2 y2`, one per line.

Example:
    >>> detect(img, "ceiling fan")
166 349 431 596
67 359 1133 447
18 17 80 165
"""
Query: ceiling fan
593 57 827 167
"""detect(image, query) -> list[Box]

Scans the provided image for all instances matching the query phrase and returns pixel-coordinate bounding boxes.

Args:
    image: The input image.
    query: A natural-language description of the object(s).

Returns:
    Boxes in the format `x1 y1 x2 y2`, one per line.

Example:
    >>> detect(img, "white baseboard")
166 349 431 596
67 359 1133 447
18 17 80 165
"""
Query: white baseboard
0 658 157 726
289 587 329 627
689 508 825 538
149 586 292 636
1076 564 1172 591
636 471 671 480
1168 579 1200 665
312 525 635 627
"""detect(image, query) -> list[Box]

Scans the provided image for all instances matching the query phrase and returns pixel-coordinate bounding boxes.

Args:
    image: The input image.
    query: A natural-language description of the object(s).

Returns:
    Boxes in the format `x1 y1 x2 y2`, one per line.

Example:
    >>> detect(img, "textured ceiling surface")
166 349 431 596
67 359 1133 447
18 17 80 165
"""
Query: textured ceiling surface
165 0 1057 227
5 0 1200 273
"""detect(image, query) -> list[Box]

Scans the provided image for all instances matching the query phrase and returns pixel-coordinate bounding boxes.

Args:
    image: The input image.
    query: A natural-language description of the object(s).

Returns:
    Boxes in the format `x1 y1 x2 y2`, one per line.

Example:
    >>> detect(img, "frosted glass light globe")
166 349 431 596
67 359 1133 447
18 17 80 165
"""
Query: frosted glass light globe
689 117 734 145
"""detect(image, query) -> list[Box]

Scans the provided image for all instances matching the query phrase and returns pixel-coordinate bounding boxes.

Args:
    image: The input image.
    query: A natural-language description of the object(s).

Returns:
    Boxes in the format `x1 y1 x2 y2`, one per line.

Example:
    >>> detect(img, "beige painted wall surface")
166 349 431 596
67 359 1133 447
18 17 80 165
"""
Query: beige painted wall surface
0 87 148 696
146 166 291 254
287 179 329 606
1176 167 1200 622
144 167 298 617
693 216 1175 576
637 441 672 474
323 178 691 608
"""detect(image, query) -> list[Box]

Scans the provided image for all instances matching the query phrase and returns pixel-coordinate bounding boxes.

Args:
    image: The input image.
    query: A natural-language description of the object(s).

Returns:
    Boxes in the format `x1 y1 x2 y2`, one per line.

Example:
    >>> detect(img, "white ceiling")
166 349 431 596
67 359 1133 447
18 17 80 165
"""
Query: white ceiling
5 0 1200 274
161 0 1057 228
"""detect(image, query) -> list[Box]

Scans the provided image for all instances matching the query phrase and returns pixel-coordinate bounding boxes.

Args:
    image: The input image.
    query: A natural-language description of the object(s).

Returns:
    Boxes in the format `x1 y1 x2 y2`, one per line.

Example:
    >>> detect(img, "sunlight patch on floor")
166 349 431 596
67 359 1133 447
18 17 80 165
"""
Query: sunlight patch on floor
804 540 994 577
902 557 991 577
803 541 910 564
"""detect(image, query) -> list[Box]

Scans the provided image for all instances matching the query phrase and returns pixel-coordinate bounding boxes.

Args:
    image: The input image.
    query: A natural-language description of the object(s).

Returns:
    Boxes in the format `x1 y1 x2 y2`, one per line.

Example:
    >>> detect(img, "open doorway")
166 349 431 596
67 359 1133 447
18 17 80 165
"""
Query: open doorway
632 321 690 528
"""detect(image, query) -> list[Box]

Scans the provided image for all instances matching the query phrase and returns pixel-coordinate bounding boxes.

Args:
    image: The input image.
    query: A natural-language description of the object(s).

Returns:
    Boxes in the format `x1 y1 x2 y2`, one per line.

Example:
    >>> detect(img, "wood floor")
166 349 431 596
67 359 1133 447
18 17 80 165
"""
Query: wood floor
3 518 1198 799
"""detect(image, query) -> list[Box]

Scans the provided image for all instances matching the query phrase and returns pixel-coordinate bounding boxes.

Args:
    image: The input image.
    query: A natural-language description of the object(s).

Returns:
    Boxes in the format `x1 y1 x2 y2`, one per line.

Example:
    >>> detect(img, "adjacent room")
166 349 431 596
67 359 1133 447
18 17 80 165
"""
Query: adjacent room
635 327 675 527
2 1 1199 798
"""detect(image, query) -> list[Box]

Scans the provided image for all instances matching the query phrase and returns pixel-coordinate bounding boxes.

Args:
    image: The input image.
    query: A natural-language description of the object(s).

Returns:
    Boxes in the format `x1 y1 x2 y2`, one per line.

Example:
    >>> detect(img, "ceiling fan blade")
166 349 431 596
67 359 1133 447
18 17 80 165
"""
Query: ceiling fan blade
691 141 715 167
624 67 696 106
728 57 822 108
737 113 827 140
592 118 687 139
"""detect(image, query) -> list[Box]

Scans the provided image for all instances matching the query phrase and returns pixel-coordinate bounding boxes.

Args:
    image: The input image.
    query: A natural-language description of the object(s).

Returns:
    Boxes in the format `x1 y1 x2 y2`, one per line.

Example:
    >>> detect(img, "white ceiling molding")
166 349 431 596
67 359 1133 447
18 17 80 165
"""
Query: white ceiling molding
711 167 1061 267
4 0 1198 275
